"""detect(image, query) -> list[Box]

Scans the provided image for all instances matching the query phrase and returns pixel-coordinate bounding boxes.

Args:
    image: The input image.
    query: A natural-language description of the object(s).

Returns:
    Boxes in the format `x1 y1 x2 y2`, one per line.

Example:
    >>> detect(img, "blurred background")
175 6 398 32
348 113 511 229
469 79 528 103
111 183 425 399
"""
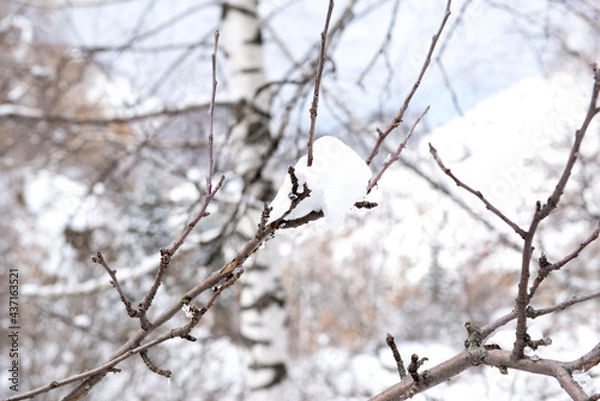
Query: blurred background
0 0 599 400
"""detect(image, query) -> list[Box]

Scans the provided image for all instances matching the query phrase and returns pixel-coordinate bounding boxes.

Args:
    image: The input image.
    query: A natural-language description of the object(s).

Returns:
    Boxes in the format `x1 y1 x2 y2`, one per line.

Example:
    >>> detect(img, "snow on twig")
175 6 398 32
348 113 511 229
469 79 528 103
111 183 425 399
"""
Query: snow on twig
270 136 371 227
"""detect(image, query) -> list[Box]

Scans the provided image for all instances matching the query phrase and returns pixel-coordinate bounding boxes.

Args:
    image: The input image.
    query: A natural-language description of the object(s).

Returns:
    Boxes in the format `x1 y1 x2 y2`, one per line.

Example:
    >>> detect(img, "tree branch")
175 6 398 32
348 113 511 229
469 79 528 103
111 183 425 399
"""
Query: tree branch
529 220 600 299
365 0 452 166
207 29 220 195
58 29 227 401
370 345 600 401
428 143 527 238
90 252 138 318
514 65 600 359
367 106 429 193
307 0 335 167
0 100 234 126
386 333 407 380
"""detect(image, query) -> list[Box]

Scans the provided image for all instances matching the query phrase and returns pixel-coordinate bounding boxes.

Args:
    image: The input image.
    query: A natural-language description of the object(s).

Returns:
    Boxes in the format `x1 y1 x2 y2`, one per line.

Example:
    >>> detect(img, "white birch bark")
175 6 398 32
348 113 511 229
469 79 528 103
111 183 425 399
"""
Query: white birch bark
220 1 288 400
220 0 272 179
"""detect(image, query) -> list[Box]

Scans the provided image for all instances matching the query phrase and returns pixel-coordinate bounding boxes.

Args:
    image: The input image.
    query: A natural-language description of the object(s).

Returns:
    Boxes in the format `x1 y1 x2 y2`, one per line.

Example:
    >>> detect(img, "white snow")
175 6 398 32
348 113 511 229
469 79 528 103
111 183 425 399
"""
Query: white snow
168 181 199 203
422 70 591 221
269 135 372 227
0 103 43 118
485 325 546 359
572 370 596 395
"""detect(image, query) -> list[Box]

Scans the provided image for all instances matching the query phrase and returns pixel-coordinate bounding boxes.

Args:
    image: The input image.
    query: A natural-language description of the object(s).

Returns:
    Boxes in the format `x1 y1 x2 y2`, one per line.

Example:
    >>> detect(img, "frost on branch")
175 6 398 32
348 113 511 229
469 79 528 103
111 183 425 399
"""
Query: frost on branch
270 136 372 226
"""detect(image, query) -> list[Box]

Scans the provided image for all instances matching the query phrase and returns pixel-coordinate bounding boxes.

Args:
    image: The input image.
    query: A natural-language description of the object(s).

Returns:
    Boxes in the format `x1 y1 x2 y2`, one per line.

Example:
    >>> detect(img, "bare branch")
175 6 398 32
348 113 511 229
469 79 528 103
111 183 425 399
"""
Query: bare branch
527 289 600 320
90 252 138 318
477 288 600 343
550 221 600 271
0 100 234 126
307 0 335 167
370 344 600 401
484 349 591 401
367 106 429 193
207 30 220 195
565 343 600 373
9 252 244 401
140 350 172 378
529 220 600 299
365 0 452 166
514 66 600 359
539 66 600 220
386 333 407 380
428 143 527 238
56 28 229 401
369 349 475 401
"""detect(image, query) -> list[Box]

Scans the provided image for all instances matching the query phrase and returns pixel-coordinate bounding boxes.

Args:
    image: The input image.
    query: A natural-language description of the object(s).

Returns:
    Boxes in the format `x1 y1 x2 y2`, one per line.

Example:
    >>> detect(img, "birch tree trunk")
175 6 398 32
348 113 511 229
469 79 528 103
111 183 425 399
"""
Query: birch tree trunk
220 1 288 400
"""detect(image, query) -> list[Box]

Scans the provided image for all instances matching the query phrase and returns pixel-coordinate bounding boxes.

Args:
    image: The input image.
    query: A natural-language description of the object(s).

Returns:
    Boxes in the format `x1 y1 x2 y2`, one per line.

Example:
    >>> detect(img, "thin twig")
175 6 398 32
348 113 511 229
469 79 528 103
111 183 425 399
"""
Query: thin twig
91 252 138 318
428 143 527 238
140 350 172 378
1 100 235 126
477 288 600 342
9 261 244 401
407 354 428 383
134 31 226 329
58 28 228 401
386 333 407 380
529 220 600 299
528 289 600 319
367 106 429 193
307 0 335 167
551 220 600 270
365 0 452 166
207 30 219 195
152 30 225 258
356 0 400 89
433 0 475 116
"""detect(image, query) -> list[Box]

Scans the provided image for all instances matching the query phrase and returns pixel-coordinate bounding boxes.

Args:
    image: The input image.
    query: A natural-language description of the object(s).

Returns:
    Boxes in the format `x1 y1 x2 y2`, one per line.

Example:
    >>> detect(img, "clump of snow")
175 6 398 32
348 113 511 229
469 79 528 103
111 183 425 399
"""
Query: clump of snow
485 330 515 350
181 303 195 319
269 136 372 227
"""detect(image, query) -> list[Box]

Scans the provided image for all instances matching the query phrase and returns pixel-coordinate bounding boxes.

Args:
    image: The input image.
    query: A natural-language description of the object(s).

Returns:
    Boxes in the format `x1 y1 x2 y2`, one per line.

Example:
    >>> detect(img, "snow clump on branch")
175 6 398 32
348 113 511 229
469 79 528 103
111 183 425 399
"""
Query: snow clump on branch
270 135 372 226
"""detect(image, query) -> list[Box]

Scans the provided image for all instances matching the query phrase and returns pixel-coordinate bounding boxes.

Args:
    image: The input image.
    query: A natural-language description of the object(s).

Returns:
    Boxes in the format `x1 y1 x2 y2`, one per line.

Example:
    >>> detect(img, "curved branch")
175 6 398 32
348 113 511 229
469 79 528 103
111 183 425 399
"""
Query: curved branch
428 143 527 238
370 345 600 401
